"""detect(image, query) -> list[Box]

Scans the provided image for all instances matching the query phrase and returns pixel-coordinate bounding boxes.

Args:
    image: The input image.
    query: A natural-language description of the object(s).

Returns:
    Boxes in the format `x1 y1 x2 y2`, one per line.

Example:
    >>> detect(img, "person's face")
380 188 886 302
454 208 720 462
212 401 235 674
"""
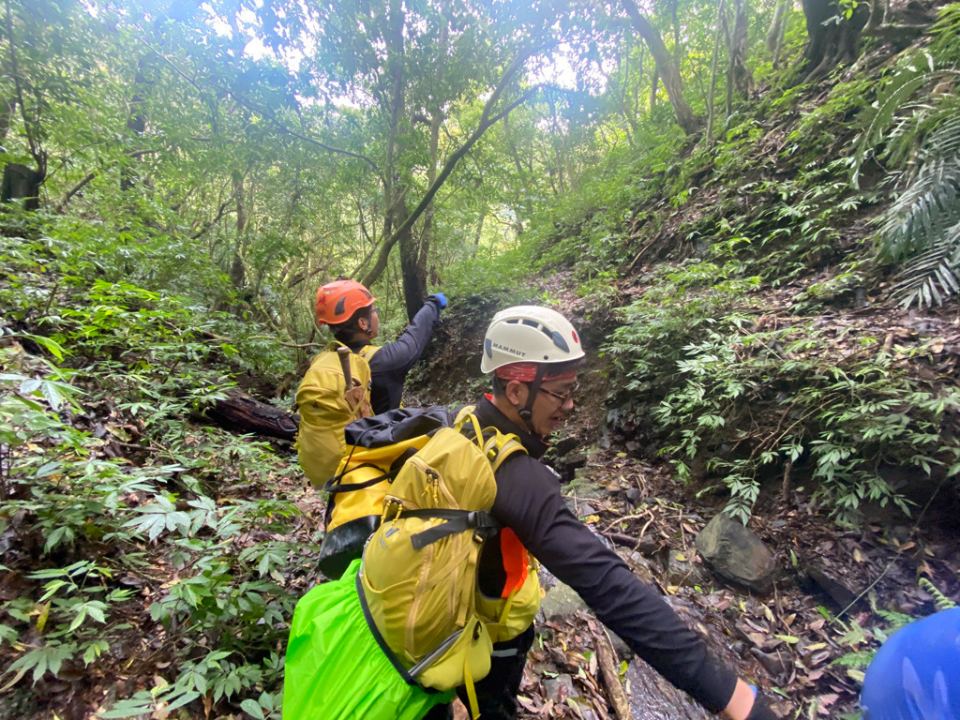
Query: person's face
525 376 578 435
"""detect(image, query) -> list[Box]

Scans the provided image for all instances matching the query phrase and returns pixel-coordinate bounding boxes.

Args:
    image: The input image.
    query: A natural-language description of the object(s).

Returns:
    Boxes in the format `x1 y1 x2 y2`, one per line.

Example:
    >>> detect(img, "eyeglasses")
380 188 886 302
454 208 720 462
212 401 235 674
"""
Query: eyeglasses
538 383 579 404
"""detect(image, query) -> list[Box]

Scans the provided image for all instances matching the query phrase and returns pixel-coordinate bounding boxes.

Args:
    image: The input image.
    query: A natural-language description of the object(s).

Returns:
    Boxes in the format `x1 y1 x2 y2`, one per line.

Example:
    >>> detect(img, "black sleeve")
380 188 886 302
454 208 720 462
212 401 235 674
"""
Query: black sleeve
368 300 440 377
491 454 739 714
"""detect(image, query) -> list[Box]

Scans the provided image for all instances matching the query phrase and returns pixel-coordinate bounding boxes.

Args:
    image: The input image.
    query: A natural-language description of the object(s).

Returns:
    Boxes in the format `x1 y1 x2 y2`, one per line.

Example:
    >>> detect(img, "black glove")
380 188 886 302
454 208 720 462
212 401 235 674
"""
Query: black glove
746 693 778 720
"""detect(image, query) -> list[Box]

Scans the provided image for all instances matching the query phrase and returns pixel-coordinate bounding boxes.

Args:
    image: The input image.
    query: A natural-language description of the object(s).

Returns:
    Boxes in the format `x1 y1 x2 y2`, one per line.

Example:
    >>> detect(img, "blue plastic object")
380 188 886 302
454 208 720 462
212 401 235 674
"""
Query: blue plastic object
861 608 960 720
430 293 447 309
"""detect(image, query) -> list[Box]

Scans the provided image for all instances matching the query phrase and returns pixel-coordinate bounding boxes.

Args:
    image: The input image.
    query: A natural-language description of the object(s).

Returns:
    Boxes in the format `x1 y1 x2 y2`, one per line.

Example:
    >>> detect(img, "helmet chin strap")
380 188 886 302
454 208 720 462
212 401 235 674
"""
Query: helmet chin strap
517 364 546 430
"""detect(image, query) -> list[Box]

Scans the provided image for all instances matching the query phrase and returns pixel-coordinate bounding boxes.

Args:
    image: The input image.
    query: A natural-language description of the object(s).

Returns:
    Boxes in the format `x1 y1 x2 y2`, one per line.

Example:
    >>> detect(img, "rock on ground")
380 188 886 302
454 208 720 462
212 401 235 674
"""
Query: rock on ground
695 514 777 594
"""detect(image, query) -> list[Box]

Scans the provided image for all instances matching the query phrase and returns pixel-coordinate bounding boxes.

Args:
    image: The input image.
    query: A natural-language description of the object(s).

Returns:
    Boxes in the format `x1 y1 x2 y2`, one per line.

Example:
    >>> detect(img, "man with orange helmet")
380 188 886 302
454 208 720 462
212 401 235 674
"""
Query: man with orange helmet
313 279 446 414
296 279 446 490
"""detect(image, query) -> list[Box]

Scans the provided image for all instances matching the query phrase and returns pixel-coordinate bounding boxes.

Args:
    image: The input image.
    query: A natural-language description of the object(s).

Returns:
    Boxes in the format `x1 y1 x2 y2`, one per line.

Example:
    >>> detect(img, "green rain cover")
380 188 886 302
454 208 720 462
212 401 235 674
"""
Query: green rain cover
282 560 453 720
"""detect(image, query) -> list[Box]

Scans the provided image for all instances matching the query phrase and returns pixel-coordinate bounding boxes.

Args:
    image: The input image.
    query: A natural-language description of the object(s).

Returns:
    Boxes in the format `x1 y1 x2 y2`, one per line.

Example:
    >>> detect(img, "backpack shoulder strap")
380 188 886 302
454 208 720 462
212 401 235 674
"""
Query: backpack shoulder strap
358 344 380 361
486 434 526 473
453 407 528 470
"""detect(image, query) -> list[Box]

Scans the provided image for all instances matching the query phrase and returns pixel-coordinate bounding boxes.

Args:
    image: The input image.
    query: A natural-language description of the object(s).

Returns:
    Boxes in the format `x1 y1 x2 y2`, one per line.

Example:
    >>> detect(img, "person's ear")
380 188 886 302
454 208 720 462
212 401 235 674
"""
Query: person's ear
505 380 528 406
358 316 369 333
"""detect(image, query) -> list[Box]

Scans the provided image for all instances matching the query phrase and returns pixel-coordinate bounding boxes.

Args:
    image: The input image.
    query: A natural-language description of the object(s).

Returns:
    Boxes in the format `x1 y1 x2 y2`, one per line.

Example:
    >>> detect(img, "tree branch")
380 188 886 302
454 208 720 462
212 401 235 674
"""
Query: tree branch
192 195 236 241
55 149 157 212
139 36 380 173
4 0 45 173
359 56 539 287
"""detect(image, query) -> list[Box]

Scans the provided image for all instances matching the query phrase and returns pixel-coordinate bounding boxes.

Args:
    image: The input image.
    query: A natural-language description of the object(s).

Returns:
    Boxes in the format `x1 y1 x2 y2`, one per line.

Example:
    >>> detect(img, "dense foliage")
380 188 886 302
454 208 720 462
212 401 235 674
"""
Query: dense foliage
1 227 306 717
2 0 959 715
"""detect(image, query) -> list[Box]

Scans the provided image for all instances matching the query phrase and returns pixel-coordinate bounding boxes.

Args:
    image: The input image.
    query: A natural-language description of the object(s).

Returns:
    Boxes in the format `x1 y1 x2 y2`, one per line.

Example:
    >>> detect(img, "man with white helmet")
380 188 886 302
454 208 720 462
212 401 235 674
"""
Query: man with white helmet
427 306 775 720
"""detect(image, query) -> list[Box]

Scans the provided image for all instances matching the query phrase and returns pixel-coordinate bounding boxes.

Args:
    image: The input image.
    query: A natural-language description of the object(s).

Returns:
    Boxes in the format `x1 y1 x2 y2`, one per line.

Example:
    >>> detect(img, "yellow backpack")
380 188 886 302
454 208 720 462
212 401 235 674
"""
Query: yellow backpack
358 408 542 720
317 406 452 579
295 343 380 488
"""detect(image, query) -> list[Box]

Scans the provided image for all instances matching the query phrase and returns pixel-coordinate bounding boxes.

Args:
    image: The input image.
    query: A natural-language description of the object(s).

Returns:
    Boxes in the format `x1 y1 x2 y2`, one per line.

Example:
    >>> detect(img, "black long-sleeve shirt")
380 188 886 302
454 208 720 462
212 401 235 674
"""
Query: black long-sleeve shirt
473 396 739 714
348 299 441 415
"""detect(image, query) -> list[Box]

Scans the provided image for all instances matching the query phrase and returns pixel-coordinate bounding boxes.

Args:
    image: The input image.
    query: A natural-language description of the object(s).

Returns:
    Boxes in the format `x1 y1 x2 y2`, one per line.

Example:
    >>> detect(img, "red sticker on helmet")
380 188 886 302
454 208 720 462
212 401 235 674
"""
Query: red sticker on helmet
572 330 579 344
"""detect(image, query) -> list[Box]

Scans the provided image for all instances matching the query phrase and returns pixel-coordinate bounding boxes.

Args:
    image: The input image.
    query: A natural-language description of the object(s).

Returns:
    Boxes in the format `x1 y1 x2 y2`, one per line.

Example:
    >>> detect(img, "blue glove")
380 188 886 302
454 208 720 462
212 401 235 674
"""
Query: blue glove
429 293 447 310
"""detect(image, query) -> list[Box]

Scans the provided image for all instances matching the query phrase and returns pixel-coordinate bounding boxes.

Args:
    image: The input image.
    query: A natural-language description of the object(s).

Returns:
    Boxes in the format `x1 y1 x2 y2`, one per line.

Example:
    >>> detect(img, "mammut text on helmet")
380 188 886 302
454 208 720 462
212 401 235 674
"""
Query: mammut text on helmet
492 342 526 358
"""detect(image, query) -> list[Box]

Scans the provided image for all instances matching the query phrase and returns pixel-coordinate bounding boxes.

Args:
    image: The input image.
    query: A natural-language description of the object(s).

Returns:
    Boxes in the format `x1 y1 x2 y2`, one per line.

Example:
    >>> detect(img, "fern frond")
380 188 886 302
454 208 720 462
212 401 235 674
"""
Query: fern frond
886 100 960 168
932 113 960 159
881 155 960 260
853 68 931 188
852 63 960 187
876 608 916 629
919 577 958 610
894 220 960 308
931 3 960 62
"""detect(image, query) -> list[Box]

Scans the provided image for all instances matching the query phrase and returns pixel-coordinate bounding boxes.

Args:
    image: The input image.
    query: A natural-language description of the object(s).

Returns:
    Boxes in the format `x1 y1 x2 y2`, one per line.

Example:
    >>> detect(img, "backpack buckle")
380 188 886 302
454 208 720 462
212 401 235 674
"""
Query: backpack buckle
466 511 498 529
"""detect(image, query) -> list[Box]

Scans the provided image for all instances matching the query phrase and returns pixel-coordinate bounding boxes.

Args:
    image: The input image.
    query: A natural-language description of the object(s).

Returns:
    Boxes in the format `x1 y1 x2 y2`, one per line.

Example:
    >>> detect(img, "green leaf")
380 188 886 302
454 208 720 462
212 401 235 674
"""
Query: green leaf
22 334 66 361
163 690 201 712
241 699 266 720
82 639 109 665
40 381 64 410
69 606 88 632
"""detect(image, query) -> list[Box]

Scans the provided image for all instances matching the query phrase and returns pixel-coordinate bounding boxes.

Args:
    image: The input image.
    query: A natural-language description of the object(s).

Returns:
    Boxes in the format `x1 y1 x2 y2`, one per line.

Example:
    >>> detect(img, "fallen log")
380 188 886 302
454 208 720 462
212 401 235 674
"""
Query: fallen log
205 389 299 440
595 631 631 720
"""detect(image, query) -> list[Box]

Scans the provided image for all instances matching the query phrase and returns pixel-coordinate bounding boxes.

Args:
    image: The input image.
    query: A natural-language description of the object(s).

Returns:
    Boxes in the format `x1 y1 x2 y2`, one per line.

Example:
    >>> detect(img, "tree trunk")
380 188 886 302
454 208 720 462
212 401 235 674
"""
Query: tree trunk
766 0 789 67
1 162 43 210
395 196 425 322
359 57 536 289
415 2 448 304
705 0 726 144
228 172 249 293
799 0 868 82
122 58 151 192
621 0 699 135
726 0 753 99
473 206 486 251
4 0 46 196
0 96 15 143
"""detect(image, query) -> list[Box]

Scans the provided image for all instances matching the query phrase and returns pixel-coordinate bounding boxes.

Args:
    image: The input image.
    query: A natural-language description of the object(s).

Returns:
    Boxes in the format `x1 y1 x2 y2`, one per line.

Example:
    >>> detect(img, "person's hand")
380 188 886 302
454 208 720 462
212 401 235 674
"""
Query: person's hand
723 681 776 720
428 293 447 309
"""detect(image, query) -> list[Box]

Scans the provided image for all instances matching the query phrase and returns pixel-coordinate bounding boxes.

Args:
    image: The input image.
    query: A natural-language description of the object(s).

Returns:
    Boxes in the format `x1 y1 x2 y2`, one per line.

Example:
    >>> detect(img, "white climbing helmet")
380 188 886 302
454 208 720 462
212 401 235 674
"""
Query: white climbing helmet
480 305 585 373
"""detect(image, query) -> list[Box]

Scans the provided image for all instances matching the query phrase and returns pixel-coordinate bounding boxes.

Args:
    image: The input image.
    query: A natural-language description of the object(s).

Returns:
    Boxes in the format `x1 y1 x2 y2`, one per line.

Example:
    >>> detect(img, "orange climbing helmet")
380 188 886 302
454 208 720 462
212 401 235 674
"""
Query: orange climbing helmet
315 279 375 326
